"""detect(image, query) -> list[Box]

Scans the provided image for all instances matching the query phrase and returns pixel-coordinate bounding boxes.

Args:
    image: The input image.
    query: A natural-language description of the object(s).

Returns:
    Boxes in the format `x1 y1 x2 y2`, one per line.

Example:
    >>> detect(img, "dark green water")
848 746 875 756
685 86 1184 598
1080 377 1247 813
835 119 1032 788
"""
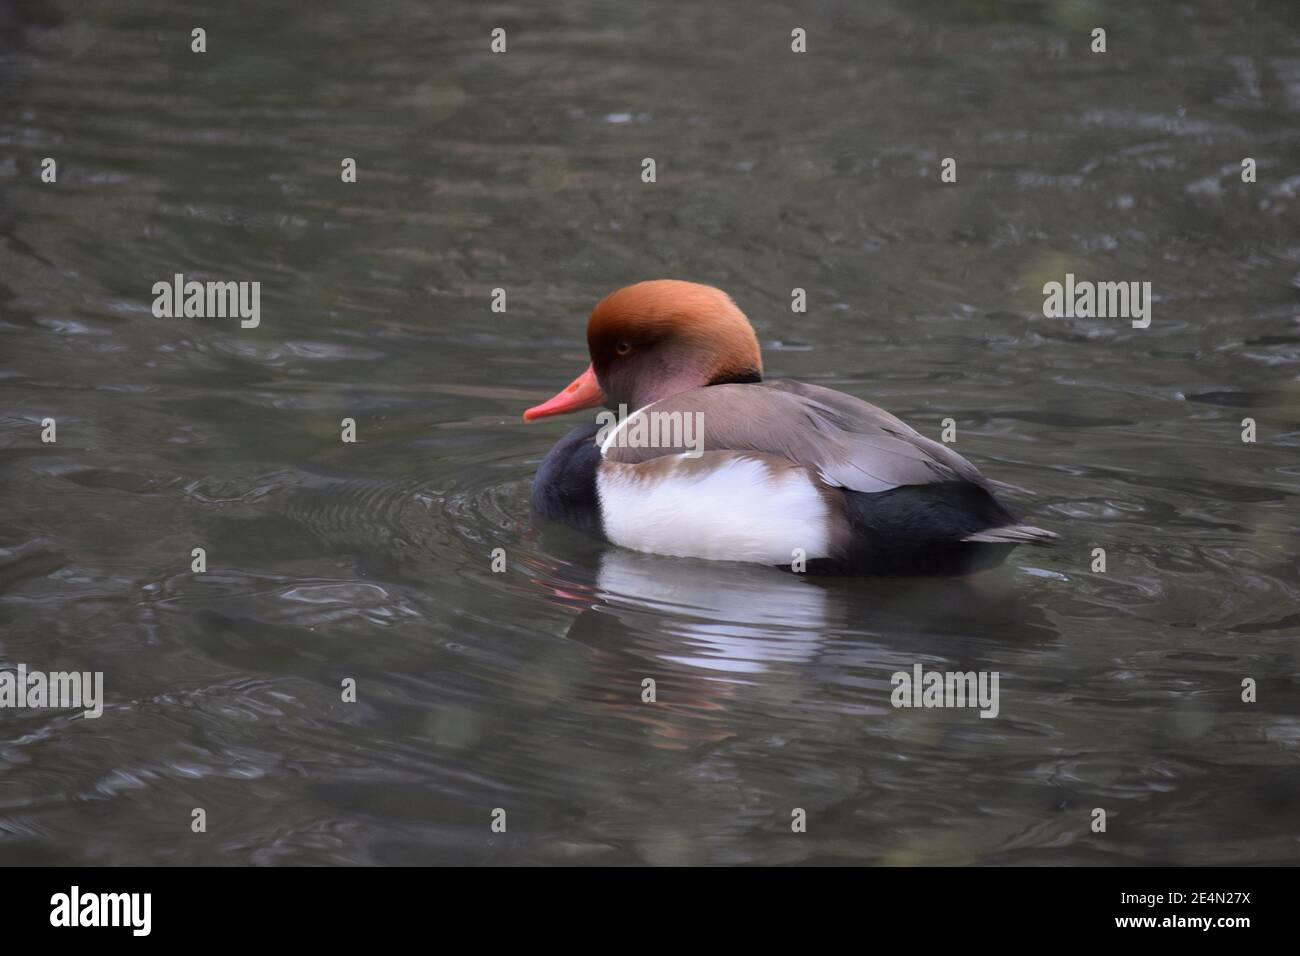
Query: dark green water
1 0 1298 864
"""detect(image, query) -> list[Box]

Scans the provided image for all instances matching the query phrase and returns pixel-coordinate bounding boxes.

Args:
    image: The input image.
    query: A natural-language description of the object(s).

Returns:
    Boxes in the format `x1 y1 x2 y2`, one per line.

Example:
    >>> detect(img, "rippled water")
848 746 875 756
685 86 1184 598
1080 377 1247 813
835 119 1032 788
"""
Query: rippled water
2 0 1299 865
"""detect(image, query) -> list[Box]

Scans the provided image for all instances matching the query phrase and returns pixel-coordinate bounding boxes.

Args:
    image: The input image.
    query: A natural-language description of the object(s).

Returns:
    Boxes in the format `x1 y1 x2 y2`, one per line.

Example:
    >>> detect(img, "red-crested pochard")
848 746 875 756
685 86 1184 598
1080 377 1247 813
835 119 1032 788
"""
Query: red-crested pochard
523 280 1055 576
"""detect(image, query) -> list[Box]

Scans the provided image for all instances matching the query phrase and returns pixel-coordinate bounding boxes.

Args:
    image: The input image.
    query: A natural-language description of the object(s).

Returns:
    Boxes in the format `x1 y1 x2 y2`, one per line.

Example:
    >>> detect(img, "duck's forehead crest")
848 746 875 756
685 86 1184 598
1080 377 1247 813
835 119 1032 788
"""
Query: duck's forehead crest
589 280 741 338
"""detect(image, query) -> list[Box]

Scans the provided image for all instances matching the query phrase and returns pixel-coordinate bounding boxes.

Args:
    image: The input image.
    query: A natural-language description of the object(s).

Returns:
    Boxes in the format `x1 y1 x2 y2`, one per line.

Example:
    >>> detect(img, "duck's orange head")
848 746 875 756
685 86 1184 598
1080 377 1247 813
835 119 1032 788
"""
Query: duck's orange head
523 280 763 420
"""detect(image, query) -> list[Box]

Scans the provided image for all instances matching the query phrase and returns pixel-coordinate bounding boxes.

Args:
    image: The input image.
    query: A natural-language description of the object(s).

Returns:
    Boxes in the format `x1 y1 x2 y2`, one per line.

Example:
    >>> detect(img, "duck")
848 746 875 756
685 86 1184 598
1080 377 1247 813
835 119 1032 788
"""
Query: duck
523 280 1055 576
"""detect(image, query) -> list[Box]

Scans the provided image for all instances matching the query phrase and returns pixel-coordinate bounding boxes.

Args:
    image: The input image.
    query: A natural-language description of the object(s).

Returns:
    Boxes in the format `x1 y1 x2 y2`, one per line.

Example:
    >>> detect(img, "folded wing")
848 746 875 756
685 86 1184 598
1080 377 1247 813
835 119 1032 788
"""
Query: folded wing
600 379 987 494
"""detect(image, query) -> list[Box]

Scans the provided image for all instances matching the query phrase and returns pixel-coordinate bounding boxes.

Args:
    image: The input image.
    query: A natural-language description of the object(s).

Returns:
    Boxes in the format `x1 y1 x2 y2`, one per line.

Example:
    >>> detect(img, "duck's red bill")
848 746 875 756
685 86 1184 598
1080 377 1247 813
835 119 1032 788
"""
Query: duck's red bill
523 364 606 421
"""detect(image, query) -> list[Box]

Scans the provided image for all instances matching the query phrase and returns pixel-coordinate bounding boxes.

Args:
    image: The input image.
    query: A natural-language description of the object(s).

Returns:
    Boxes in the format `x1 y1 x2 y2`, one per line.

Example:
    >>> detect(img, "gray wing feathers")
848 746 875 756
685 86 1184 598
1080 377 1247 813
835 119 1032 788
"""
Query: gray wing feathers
601 379 988 494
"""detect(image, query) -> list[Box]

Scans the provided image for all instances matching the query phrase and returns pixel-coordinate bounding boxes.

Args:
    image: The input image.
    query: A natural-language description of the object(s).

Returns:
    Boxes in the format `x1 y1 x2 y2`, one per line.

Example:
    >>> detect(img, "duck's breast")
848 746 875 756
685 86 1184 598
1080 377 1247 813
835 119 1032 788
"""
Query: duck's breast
531 422 606 539
596 452 834 564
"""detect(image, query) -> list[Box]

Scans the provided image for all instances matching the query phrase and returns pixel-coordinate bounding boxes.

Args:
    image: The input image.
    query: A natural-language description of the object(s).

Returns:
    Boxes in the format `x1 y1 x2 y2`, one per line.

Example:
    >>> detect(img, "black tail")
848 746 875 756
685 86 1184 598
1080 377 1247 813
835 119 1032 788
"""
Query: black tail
827 481 1051 576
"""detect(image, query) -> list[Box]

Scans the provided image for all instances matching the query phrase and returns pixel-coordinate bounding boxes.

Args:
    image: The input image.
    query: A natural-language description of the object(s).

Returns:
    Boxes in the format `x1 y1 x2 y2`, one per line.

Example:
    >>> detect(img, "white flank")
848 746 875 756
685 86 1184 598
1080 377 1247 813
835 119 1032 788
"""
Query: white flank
596 455 832 564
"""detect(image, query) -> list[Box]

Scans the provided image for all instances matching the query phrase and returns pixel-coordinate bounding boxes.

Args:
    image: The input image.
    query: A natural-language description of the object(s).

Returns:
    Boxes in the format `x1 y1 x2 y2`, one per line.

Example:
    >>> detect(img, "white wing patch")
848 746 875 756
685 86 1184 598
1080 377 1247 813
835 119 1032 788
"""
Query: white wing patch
596 455 832 565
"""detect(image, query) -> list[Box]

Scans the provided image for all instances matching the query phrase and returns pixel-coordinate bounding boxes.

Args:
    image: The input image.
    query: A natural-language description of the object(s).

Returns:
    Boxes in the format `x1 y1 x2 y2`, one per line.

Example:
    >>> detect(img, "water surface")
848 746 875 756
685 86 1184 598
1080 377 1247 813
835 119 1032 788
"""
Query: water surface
1 0 1299 864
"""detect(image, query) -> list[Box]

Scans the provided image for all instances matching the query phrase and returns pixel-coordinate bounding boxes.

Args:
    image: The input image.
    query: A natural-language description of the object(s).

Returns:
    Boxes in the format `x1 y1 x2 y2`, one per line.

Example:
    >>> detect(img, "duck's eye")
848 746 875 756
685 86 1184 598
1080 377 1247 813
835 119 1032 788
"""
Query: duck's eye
615 341 632 356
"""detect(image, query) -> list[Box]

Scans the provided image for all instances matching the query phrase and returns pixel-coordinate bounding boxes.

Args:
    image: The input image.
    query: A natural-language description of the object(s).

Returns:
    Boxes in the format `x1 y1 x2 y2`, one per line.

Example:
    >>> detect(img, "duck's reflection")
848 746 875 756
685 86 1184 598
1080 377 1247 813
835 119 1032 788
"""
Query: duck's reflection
594 549 833 671
532 540 1059 748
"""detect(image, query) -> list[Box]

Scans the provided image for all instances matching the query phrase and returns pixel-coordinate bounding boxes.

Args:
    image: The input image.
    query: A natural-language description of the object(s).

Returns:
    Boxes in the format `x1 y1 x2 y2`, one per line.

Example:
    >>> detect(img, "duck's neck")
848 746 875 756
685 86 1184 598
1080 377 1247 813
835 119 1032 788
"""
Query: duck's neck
707 366 763 387
626 365 762 409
